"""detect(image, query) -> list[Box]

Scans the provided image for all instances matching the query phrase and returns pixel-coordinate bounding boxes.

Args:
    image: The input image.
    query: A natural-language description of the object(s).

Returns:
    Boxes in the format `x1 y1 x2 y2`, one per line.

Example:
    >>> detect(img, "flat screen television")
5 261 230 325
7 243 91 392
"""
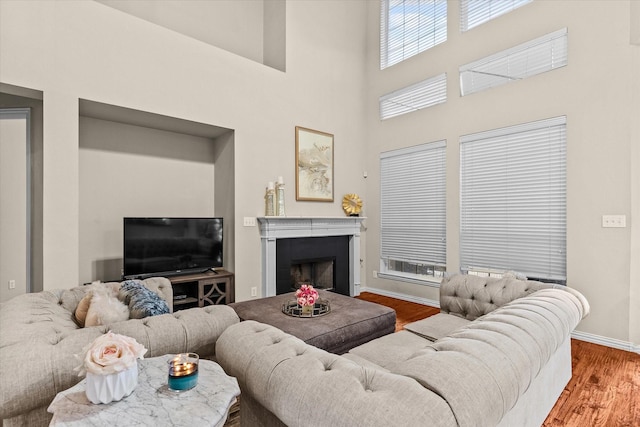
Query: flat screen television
123 217 223 279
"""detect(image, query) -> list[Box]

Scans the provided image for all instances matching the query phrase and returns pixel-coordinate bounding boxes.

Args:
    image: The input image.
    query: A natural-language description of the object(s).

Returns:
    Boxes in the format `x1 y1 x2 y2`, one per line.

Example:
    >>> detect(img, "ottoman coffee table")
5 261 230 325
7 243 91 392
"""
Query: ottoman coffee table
228 290 396 354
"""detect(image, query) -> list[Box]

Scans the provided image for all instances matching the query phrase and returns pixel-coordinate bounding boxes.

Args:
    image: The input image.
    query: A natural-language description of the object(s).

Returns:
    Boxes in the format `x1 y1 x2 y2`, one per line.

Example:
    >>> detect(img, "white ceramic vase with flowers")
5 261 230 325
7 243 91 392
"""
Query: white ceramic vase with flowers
75 331 147 404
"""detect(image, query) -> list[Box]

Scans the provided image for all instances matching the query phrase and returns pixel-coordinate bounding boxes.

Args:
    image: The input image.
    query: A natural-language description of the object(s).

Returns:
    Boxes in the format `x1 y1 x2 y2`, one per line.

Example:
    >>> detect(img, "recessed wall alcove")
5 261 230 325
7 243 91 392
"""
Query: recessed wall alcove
78 100 235 283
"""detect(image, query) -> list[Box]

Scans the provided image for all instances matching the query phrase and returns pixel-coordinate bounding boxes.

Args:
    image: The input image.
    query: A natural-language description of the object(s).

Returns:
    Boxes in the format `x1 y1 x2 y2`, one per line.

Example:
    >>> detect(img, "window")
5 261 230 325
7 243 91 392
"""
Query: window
380 73 447 120
460 116 567 283
380 0 447 69
460 0 532 32
380 141 446 283
460 28 568 96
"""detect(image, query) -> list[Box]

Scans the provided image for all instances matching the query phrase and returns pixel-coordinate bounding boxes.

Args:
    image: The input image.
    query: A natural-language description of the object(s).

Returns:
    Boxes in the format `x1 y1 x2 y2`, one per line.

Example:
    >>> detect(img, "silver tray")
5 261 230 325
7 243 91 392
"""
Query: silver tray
282 299 331 318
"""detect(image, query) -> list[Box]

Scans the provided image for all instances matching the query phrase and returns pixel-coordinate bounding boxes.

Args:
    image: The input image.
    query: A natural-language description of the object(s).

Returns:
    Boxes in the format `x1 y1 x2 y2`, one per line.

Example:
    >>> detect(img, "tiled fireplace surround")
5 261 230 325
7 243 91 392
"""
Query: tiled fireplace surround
258 217 365 297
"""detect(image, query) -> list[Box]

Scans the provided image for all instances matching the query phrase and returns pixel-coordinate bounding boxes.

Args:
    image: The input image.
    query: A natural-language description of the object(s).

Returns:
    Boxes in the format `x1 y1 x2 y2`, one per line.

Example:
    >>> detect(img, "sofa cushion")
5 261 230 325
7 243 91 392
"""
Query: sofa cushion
348 330 436 370
404 312 470 341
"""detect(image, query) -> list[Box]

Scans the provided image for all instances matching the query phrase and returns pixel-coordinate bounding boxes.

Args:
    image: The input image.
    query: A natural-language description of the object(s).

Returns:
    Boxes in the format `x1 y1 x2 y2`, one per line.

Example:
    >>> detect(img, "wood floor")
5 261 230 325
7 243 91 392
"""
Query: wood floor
356 292 640 427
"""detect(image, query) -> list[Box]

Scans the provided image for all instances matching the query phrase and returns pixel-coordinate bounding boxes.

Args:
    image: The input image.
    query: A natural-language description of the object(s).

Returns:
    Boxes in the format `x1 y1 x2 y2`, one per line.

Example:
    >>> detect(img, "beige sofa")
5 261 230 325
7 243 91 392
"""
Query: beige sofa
216 274 589 427
0 277 240 427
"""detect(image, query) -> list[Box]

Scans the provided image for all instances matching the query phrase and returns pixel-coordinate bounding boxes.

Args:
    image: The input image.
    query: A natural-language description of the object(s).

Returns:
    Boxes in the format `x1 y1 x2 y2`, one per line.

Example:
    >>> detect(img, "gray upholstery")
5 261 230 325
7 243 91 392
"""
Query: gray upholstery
0 277 239 427
216 274 589 427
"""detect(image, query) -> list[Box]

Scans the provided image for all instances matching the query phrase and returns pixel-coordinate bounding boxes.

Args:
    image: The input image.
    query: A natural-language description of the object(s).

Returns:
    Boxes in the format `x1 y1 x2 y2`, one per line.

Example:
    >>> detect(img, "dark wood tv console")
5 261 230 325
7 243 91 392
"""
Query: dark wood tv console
167 270 235 311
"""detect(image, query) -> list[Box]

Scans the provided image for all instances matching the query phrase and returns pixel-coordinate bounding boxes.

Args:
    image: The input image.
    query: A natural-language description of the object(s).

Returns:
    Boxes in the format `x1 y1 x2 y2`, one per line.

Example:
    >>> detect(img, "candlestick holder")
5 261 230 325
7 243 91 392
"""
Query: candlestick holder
167 353 199 392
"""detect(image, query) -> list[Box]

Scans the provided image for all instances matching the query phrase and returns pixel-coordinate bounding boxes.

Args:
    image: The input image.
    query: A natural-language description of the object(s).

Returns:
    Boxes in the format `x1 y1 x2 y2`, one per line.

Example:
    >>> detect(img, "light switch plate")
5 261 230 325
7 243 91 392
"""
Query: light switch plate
602 215 626 228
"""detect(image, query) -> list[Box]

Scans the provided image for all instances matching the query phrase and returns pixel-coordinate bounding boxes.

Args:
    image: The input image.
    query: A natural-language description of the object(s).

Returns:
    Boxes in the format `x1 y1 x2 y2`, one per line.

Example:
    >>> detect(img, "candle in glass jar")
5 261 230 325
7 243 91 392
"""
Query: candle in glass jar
167 353 199 391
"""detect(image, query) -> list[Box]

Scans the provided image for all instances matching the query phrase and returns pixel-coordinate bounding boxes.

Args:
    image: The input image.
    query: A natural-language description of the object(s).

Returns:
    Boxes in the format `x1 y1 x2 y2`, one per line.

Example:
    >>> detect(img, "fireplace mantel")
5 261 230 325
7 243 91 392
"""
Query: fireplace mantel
258 217 365 297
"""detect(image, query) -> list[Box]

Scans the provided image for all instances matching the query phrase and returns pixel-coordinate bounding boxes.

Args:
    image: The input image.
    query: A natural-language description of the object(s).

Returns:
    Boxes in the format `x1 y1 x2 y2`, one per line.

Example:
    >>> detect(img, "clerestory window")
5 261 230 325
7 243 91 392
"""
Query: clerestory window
380 0 447 69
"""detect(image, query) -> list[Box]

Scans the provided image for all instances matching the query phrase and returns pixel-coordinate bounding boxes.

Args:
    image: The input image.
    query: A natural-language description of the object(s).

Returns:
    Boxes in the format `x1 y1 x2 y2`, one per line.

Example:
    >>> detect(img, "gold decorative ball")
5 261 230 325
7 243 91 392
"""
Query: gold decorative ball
342 193 363 216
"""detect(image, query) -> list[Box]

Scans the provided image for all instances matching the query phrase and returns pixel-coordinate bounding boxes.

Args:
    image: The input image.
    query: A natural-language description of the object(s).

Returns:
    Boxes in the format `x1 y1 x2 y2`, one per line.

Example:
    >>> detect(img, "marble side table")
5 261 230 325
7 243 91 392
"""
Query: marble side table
48 354 240 427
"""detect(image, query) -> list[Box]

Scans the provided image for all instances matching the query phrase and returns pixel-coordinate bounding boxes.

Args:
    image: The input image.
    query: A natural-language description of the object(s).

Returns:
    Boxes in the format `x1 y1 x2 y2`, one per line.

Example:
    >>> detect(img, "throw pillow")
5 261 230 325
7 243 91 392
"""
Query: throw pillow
119 280 171 319
74 292 93 327
84 290 130 327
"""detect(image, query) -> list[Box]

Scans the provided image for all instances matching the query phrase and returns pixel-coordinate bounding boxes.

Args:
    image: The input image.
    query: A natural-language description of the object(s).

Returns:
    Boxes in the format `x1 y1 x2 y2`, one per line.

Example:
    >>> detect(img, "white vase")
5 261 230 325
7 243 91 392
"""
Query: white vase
85 364 138 404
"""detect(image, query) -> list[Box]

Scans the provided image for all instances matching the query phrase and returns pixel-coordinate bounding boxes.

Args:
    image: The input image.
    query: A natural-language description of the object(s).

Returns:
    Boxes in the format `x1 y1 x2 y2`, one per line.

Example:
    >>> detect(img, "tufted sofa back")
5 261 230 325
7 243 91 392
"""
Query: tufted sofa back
439 274 566 320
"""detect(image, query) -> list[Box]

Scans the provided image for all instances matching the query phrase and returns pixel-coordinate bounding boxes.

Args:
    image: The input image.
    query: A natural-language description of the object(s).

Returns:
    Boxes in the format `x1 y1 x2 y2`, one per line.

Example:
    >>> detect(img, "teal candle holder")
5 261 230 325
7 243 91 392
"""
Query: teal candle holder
167 353 199 392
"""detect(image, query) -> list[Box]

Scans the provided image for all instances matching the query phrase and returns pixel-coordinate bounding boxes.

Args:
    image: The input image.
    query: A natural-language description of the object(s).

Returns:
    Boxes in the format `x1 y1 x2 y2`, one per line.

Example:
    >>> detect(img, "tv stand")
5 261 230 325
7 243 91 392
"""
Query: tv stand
167 270 235 311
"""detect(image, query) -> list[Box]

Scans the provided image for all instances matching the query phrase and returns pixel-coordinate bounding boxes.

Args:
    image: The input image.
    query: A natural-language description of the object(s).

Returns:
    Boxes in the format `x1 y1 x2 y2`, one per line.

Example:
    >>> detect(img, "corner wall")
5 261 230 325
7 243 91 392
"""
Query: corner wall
0 0 368 301
363 0 637 348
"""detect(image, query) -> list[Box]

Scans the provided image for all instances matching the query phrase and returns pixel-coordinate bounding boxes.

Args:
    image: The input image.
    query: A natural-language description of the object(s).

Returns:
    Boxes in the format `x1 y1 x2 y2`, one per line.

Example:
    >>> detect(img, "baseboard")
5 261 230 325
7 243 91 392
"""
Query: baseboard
571 330 640 354
359 286 440 308
362 286 640 354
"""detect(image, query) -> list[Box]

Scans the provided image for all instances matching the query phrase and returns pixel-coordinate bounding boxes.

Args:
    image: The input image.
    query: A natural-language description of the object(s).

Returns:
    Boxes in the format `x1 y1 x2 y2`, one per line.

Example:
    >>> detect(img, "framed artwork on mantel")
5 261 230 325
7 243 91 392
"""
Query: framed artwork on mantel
295 126 334 202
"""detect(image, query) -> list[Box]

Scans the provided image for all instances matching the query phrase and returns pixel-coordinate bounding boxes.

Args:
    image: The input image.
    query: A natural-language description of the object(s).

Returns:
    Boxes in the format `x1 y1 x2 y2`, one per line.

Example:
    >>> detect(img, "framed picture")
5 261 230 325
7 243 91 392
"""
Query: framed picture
295 126 334 202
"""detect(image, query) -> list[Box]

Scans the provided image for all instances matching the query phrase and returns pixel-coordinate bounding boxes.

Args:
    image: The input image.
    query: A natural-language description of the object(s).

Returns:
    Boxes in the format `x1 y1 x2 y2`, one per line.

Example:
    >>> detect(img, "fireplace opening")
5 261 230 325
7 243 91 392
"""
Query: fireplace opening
275 235 350 296
290 257 335 292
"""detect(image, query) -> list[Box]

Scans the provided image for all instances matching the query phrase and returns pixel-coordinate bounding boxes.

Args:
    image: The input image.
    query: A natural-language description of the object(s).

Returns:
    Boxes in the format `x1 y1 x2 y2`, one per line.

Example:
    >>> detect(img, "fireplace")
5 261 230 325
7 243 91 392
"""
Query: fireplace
291 258 335 291
276 236 349 295
258 217 365 297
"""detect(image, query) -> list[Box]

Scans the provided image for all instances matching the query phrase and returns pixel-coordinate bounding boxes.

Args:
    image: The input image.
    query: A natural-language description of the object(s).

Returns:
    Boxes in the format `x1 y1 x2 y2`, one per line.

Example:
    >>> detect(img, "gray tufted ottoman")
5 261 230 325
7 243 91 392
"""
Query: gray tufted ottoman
228 290 396 354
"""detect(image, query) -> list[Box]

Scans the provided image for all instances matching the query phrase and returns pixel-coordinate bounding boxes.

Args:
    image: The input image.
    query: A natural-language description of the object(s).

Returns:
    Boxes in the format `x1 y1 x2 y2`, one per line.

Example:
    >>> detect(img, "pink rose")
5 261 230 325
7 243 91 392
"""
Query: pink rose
295 284 319 307
76 331 147 375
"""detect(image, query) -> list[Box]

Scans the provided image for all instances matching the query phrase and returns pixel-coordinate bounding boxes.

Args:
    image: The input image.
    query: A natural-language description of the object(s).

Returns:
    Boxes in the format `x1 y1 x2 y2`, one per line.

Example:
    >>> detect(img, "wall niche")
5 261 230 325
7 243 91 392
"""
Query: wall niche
78 100 234 283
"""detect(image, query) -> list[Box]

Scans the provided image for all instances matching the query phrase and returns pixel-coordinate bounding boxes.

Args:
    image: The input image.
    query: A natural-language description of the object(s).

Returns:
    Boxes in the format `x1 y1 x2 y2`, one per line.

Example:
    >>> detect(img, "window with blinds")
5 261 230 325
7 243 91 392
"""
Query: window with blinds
380 140 447 283
380 73 447 120
460 28 568 96
460 0 532 32
380 0 447 70
460 116 567 283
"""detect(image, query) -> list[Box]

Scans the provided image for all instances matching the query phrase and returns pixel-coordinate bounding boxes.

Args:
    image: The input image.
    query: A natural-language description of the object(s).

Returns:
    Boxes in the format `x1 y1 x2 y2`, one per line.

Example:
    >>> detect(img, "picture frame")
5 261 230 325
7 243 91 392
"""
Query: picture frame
295 126 334 202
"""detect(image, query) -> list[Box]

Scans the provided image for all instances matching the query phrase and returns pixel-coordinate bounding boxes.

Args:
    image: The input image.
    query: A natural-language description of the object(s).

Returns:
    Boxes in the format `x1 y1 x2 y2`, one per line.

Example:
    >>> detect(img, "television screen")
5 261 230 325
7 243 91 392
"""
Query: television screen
123 217 223 279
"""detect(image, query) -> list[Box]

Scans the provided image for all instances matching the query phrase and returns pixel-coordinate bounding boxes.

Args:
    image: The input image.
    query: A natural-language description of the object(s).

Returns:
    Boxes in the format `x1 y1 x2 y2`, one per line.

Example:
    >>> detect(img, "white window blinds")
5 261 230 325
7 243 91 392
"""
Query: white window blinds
380 0 448 69
460 0 532 32
380 141 447 268
460 116 567 282
460 28 568 96
380 73 447 120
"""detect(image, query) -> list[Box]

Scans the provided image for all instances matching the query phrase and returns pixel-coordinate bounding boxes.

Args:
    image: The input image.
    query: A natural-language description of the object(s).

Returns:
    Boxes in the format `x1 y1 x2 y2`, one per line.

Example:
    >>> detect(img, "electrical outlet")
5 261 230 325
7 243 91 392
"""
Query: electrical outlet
373 270 378 278
250 287 257 297
602 215 626 228
8 280 15 289
243 217 256 227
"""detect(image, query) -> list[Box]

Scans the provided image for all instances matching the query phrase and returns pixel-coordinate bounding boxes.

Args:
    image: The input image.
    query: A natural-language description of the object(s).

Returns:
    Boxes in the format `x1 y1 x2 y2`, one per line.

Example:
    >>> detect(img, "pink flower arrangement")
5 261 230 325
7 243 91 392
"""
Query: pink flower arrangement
295 284 319 307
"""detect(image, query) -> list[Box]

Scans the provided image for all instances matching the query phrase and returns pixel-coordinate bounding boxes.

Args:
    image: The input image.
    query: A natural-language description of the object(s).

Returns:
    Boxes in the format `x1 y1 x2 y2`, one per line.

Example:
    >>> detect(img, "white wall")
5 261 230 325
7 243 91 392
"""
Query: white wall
96 0 266 65
0 0 368 300
363 0 638 349
78 116 217 283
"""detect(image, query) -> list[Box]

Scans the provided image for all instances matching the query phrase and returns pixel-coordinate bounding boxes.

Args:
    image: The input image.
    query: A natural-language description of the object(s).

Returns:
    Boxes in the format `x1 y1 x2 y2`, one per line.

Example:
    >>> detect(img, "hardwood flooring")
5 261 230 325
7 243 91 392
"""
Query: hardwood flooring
225 292 639 426
356 291 640 427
